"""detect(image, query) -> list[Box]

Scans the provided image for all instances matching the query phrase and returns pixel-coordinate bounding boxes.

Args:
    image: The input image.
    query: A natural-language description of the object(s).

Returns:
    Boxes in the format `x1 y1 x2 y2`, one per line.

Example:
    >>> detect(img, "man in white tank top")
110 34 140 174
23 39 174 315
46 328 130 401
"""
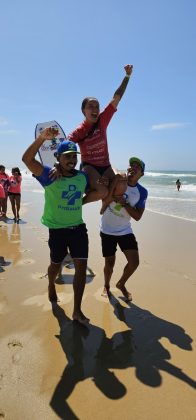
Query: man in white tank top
100 157 148 301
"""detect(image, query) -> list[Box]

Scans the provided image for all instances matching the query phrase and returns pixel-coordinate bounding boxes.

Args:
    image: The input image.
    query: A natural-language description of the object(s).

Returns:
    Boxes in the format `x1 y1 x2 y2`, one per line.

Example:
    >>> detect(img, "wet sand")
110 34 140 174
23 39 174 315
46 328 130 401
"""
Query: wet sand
0 195 196 419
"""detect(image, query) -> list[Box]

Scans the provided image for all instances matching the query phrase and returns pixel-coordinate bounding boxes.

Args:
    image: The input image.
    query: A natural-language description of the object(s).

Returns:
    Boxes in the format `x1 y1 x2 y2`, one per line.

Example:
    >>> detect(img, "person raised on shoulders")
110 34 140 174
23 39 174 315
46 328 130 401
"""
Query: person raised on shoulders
67 64 133 206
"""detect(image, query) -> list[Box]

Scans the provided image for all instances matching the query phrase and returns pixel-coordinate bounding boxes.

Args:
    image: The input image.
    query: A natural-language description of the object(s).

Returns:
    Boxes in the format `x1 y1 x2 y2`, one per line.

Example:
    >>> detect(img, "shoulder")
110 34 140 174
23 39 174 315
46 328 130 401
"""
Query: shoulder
74 170 88 182
67 122 86 141
35 166 53 187
137 183 148 198
100 103 117 117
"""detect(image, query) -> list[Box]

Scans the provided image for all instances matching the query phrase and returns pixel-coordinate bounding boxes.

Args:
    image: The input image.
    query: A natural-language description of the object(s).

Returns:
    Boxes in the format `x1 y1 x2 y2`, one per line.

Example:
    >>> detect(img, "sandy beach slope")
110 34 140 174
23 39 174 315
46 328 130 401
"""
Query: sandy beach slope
0 195 196 420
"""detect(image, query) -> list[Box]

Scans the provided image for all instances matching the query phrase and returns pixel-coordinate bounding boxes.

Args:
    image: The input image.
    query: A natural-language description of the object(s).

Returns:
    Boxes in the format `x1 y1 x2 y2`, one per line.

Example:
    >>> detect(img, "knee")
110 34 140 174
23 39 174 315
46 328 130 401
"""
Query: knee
127 257 139 273
48 262 61 275
105 257 115 271
133 257 139 271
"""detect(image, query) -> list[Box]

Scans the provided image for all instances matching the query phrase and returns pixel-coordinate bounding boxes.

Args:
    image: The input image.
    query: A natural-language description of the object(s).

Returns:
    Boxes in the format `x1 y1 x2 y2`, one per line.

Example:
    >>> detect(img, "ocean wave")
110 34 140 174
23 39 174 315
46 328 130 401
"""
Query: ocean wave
181 184 196 192
148 196 196 202
145 171 196 178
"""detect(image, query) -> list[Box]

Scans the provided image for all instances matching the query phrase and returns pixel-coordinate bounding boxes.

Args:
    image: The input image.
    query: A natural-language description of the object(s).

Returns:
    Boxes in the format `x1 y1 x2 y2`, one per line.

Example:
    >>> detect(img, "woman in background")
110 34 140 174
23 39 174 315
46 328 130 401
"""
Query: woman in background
0 183 6 218
8 167 22 223
0 165 10 218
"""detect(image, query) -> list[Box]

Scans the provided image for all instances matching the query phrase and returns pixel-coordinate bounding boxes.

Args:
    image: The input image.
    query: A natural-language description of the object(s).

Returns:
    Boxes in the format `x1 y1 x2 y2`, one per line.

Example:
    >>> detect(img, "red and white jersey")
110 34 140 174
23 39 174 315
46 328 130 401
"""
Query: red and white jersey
68 103 116 167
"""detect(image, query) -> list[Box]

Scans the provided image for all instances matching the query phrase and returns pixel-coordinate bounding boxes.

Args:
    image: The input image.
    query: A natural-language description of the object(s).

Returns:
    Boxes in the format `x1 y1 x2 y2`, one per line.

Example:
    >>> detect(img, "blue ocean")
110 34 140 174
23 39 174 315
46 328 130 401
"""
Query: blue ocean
20 169 196 223
140 170 196 222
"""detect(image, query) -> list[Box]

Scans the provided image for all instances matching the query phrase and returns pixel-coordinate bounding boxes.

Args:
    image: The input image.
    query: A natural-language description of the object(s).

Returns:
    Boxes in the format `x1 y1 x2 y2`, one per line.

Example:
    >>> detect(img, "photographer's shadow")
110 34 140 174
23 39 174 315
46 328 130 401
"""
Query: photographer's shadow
109 294 196 388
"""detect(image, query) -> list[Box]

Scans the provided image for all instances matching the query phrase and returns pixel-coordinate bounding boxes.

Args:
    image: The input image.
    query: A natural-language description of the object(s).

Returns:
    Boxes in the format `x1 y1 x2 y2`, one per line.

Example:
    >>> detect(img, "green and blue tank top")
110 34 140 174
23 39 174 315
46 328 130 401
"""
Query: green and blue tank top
36 166 88 229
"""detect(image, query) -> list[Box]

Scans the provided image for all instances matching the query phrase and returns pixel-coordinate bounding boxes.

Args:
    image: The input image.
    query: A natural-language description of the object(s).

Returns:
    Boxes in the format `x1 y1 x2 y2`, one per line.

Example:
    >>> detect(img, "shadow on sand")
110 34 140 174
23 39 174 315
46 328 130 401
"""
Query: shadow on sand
50 298 196 419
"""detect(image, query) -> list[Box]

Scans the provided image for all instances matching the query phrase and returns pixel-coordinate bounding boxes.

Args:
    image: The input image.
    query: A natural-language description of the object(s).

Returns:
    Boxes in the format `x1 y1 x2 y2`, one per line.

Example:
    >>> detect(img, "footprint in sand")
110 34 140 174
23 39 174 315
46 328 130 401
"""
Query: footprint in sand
0 373 3 391
143 260 151 267
16 258 35 266
31 272 48 280
8 339 23 349
23 292 73 309
0 409 5 418
0 296 8 313
21 248 31 253
8 339 23 364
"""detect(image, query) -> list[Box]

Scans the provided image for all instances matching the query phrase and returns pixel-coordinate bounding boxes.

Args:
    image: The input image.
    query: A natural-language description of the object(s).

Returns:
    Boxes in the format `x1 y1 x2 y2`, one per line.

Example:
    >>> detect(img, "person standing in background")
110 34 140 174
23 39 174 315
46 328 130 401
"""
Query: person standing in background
0 165 10 219
8 167 22 223
176 179 181 191
0 183 6 218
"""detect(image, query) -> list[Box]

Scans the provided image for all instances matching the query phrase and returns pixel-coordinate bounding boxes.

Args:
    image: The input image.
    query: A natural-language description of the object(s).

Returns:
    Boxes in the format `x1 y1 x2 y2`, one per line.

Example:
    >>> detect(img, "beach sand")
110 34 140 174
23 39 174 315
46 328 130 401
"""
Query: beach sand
0 195 196 420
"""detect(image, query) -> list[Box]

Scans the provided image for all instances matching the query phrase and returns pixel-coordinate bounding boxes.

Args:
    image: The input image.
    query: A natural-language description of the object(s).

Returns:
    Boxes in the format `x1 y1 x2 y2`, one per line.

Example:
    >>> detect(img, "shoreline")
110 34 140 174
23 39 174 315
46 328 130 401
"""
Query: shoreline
146 207 196 223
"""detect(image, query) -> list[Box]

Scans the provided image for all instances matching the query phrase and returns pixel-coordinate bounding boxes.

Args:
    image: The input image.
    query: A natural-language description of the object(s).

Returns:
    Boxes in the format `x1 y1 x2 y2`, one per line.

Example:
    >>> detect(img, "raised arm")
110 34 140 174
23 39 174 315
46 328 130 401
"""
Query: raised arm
110 64 133 109
22 127 58 176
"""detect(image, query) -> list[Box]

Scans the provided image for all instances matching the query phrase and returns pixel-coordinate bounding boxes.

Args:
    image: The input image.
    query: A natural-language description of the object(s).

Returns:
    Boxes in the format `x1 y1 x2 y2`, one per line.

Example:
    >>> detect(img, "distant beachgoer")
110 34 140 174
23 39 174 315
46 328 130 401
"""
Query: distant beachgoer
8 167 22 223
100 157 148 301
176 179 181 191
0 165 10 218
0 183 6 218
67 64 133 208
22 127 91 324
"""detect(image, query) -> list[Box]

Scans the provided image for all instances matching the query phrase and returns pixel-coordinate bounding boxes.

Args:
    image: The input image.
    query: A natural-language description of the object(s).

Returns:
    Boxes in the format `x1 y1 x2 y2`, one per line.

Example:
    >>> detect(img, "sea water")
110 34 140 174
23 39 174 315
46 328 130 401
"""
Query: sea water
141 170 196 222
19 169 196 223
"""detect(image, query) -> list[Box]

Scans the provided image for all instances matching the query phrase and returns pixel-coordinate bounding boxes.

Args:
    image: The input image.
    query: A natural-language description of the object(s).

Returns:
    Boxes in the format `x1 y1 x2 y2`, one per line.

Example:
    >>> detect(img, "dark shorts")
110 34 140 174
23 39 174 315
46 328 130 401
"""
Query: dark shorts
8 192 21 197
48 223 88 264
80 162 111 177
100 231 138 257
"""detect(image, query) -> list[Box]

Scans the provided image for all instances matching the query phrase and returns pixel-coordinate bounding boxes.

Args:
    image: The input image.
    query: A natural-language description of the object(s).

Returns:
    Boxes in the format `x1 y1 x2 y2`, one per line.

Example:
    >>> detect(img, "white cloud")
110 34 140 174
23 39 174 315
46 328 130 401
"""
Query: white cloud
0 117 8 126
151 122 189 131
0 130 17 135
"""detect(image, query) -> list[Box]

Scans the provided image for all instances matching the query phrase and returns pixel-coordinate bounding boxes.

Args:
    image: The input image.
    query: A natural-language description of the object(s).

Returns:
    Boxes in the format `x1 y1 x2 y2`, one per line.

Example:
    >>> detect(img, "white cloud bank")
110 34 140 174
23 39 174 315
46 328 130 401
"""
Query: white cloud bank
151 122 189 131
0 130 17 135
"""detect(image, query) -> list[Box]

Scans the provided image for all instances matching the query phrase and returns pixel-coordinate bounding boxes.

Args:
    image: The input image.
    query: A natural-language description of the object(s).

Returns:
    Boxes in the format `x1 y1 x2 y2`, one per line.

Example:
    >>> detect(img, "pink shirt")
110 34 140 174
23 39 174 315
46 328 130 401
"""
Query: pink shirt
0 173 10 194
9 175 22 193
68 103 116 166
0 184 5 198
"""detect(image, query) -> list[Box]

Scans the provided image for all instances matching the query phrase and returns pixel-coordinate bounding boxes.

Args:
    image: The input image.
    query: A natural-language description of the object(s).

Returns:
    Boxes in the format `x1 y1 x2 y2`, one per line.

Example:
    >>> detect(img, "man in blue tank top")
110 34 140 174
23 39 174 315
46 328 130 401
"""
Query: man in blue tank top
100 157 148 301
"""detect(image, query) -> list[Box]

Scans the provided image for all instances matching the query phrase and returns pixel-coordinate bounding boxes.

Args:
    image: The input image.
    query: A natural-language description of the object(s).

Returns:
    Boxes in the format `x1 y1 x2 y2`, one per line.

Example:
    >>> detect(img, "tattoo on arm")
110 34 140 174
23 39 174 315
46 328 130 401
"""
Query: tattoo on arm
114 76 129 98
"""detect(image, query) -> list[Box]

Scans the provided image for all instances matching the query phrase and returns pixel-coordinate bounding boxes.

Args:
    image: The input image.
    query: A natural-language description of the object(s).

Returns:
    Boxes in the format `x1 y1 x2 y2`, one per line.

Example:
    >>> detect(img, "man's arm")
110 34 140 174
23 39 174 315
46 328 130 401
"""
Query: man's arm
22 128 58 177
122 203 144 221
110 64 133 109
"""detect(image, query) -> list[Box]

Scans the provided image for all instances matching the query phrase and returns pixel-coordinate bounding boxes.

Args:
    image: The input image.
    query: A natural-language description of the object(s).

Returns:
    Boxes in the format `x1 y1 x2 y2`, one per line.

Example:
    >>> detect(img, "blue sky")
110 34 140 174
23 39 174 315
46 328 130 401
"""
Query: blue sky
1 0 195 170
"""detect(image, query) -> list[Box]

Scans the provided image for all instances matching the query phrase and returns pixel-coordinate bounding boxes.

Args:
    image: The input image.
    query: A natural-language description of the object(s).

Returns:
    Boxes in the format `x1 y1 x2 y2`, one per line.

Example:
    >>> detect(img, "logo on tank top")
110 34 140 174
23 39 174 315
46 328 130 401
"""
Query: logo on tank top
62 185 81 205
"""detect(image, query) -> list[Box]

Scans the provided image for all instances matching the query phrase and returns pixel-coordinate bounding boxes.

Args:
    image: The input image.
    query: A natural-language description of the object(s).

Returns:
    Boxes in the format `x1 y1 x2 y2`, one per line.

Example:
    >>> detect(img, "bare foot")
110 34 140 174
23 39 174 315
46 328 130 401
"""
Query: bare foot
101 286 111 298
72 310 90 324
116 282 132 301
48 284 58 302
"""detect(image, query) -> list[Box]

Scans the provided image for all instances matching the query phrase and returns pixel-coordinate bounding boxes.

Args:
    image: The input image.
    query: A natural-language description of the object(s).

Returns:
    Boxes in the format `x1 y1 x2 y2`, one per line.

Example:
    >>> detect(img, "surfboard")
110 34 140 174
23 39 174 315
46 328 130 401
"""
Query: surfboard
35 120 66 167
